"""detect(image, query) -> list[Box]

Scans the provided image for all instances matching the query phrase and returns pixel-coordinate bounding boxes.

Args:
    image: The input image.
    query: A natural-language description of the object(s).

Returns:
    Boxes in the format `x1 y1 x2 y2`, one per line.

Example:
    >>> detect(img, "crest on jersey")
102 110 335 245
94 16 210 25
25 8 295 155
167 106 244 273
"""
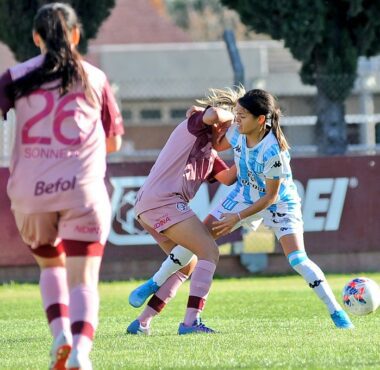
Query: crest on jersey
176 202 189 212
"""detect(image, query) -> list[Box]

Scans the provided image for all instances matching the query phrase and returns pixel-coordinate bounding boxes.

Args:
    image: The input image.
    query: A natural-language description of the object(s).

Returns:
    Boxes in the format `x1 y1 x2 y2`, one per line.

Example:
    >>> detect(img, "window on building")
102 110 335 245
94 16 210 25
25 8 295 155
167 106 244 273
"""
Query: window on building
140 109 162 120
376 122 380 144
347 123 360 145
122 109 132 121
170 108 187 120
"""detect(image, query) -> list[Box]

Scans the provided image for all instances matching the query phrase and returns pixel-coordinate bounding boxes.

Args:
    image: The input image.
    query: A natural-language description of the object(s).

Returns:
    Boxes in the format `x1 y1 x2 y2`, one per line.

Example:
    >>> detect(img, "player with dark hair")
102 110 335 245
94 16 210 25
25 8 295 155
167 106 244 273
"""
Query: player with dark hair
0 3 124 369
130 88 354 332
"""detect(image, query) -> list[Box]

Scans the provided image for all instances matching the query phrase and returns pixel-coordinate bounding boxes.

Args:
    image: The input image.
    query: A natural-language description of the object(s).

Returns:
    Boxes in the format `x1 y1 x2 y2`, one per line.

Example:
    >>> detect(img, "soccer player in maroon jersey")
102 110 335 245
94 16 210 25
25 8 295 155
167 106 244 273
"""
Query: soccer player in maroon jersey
127 89 240 335
0 3 124 369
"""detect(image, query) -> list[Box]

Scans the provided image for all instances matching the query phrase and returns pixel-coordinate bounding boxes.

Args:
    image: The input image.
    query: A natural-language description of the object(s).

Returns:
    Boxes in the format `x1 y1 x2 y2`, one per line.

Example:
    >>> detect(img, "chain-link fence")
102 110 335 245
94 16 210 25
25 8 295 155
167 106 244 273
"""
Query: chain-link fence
1 92 379 167
1 42 380 165
111 73 380 160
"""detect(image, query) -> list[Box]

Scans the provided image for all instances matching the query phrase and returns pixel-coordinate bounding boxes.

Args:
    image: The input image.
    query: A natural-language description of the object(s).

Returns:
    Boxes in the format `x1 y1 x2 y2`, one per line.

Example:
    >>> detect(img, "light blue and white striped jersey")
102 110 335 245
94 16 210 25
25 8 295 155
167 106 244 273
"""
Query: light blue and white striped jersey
225 123 300 213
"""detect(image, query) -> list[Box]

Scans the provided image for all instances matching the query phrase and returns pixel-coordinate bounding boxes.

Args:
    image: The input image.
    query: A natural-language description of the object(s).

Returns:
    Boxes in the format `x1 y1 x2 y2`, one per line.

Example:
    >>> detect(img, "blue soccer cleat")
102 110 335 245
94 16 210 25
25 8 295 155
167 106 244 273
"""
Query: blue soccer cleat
331 310 354 329
178 318 216 335
126 319 151 335
129 278 159 308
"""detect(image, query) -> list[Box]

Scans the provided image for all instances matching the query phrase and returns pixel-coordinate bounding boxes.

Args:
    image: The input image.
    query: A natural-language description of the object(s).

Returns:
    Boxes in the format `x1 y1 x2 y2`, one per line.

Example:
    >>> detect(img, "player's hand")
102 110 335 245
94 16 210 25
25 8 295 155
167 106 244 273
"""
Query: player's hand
212 213 239 236
214 122 231 143
186 105 204 118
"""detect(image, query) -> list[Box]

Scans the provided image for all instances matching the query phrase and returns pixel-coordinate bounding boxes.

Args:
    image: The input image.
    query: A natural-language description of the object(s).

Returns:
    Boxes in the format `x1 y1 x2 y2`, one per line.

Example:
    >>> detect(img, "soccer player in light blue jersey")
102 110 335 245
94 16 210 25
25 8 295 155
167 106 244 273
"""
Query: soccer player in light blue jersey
129 88 353 332
208 89 353 329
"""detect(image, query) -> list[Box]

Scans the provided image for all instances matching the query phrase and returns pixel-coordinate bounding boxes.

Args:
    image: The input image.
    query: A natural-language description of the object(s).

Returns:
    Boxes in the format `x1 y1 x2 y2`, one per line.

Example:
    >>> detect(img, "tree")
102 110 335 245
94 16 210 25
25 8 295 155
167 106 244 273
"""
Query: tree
164 0 264 42
221 0 380 154
0 0 115 62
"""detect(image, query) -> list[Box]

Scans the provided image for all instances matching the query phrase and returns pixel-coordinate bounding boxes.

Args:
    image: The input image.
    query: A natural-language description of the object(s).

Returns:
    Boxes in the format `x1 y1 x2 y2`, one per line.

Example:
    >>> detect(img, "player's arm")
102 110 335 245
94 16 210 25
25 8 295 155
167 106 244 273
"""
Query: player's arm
239 178 280 219
203 107 233 152
106 135 122 153
208 155 236 185
187 105 233 126
186 105 204 118
187 106 232 152
212 127 231 152
212 178 281 236
101 79 124 154
214 164 237 186
186 105 233 151
202 106 234 125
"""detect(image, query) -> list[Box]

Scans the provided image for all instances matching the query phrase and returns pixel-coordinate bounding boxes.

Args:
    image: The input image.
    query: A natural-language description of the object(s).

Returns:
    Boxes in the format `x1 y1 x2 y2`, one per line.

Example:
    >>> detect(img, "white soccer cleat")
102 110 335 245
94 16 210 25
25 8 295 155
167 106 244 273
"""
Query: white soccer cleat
66 349 93 370
49 330 72 370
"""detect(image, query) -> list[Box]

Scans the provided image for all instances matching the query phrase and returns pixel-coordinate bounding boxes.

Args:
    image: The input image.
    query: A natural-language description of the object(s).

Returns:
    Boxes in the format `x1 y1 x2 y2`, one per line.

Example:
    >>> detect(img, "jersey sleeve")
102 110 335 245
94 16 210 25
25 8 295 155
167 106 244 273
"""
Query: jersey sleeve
263 148 288 179
187 110 211 137
101 79 124 138
0 70 14 119
206 155 229 183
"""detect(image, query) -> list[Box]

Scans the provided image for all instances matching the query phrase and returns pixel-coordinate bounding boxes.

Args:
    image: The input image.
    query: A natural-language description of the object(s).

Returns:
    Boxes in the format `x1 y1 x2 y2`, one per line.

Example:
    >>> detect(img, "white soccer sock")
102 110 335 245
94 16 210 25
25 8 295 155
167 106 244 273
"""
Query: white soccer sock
153 245 194 286
288 251 341 314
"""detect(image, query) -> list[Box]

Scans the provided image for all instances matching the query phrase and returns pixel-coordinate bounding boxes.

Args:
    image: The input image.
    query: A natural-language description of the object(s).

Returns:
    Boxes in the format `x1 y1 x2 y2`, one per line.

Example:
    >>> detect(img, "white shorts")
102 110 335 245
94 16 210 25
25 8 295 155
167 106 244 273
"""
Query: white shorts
210 198 303 240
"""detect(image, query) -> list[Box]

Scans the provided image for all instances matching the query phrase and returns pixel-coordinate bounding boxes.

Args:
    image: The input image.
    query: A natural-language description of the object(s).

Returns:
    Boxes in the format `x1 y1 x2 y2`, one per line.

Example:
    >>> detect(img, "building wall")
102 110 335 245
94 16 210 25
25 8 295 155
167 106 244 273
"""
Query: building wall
86 41 380 155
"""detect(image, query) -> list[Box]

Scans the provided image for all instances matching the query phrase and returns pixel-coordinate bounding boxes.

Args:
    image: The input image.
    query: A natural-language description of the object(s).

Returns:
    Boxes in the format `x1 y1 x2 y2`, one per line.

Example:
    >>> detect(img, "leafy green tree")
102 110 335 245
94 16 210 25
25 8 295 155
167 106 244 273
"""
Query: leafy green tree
165 0 257 42
0 0 115 62
165 0 222 29
221 0 380 154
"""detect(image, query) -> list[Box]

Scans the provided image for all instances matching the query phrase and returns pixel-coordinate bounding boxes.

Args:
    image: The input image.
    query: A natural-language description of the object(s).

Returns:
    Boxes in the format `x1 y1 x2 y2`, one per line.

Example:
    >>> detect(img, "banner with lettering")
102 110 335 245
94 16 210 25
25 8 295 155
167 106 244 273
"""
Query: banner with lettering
0 155 379 266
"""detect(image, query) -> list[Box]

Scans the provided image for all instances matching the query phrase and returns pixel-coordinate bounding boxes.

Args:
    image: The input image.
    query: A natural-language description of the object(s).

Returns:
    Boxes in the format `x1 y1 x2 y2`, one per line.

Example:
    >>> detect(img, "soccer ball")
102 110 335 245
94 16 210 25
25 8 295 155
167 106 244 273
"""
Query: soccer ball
342 277 380 316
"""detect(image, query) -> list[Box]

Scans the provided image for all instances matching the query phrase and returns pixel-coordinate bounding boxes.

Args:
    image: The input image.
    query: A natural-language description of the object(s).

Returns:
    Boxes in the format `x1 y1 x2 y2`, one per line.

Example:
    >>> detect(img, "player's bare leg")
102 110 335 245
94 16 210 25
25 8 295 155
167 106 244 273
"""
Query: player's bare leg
127 219 199 334
129 214 218 307
128 218 197 309
162 216 218 334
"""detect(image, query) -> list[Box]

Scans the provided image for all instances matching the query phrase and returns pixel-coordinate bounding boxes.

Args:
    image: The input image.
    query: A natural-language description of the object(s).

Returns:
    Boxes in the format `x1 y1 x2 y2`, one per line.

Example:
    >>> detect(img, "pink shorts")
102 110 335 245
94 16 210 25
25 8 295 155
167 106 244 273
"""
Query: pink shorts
13 201 111 249
137 202 195 244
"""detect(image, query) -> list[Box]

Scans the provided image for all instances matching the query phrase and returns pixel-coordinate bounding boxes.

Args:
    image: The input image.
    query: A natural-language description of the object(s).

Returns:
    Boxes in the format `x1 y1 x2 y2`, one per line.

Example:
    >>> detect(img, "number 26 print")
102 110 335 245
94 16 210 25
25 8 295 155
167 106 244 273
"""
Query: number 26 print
21 90 91 146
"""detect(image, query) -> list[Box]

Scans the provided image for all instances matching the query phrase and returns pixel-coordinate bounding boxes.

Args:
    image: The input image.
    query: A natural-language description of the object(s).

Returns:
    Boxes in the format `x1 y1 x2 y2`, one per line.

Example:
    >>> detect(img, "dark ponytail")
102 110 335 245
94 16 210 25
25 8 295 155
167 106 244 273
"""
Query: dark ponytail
238 89 289 151
7 3 93 102
271 107 289 151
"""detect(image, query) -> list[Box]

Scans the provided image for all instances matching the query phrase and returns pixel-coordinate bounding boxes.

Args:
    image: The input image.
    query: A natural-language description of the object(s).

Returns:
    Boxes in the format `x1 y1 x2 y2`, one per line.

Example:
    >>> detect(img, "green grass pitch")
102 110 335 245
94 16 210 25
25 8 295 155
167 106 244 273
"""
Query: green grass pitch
1 274 380 369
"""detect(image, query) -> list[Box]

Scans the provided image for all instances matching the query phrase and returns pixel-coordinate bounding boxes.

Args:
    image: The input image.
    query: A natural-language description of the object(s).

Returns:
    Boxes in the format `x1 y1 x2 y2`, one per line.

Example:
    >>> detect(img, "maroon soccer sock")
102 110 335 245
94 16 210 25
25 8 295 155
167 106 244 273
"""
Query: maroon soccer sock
184 260 216 326
138 271 188 326
40 267 70 338
69 284 99 355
